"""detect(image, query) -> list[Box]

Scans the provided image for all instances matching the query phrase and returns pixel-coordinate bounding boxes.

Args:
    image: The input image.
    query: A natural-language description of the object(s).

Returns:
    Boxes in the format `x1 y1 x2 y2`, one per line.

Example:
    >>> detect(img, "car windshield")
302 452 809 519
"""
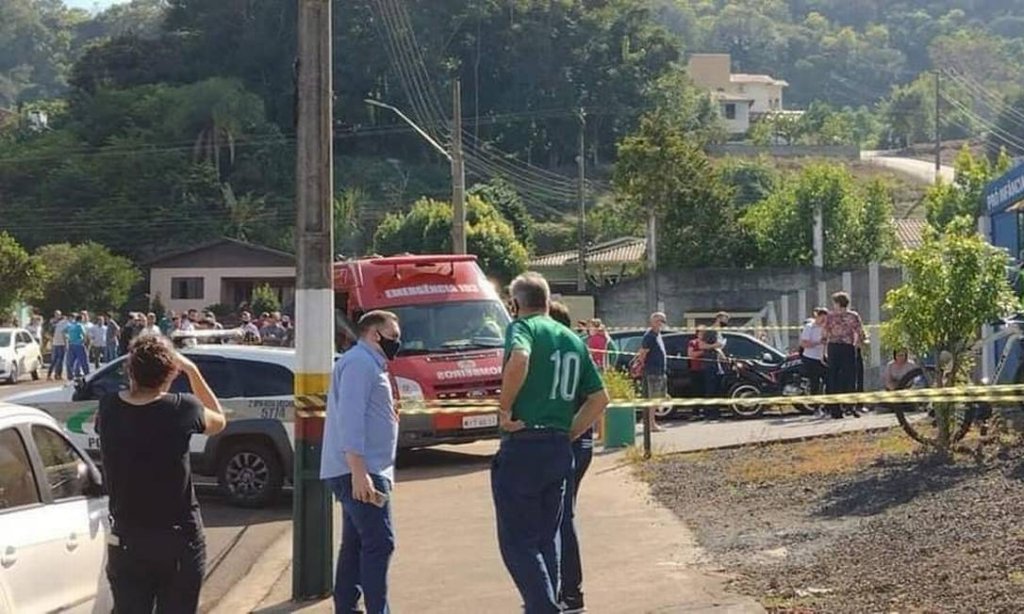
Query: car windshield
387 300 510 355
0 333 11 347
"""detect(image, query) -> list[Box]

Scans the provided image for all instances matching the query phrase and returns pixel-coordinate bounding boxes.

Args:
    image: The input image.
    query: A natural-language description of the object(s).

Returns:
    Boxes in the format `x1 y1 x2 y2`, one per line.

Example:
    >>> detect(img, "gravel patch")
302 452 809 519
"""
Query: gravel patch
646 431 1024 613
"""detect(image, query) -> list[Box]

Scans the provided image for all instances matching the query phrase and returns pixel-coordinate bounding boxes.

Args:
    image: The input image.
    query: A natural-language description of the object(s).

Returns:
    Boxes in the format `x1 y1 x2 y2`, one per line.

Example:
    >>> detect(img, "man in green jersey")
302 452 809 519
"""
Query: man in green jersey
493 272 609 614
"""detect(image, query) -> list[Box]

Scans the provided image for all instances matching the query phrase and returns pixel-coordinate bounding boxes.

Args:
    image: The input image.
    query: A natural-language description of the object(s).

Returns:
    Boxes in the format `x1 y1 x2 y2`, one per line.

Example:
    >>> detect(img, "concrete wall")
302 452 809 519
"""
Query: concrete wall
720 100 751 135
594 266 903 330
687 54 731 89
706 144 860 159
150 266 296 314
732 82 783 113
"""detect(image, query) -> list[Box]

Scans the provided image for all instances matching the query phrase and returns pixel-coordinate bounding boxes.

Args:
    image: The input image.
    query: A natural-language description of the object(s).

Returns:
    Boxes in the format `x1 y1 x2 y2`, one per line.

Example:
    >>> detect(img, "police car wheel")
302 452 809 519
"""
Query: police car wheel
31 360 41 380
6 364 18 384
218 441 284 508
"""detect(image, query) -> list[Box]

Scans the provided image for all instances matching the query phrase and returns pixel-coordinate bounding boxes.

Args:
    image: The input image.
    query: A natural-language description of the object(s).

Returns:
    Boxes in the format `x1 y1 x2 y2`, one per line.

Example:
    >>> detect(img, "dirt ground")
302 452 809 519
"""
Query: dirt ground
645 429 1024 613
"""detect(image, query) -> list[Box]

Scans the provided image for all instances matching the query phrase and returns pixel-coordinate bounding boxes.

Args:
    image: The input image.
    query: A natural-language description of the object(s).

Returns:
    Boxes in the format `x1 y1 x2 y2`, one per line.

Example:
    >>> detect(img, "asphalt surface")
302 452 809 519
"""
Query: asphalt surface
861 150 954 184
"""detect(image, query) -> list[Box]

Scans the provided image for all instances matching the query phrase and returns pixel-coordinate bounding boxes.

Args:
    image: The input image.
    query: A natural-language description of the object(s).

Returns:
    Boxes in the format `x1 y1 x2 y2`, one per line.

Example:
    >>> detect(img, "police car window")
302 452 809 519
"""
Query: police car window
30 426 89 501
169 357 242 398
88 360 128 398
234 360 294 396
17 332 32 344
0 428 40 510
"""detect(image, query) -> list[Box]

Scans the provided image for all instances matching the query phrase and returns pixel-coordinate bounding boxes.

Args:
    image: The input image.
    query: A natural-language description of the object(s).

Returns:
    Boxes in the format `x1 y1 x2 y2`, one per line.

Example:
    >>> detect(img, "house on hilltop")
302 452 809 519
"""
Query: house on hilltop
687 53 789 135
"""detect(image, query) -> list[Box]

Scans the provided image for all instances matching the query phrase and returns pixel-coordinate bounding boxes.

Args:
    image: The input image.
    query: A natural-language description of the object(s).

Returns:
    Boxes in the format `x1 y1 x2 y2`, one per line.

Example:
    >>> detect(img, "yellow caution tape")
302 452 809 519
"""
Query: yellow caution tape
286 384 1024 416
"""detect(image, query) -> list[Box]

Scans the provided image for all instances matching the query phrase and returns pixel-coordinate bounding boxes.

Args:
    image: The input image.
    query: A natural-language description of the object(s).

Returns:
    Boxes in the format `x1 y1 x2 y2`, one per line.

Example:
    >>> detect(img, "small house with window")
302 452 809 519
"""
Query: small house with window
147 238 296 315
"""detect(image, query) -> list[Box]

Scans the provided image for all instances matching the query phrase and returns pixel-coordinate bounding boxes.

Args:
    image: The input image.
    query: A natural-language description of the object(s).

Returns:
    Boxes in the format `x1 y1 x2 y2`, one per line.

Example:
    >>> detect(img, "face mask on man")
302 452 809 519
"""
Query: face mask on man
378 331 401 360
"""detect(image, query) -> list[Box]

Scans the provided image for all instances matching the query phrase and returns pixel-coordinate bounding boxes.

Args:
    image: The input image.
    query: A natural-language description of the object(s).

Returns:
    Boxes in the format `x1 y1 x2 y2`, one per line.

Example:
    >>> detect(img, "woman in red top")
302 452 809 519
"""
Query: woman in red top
586 319 611 370
824 291 865 420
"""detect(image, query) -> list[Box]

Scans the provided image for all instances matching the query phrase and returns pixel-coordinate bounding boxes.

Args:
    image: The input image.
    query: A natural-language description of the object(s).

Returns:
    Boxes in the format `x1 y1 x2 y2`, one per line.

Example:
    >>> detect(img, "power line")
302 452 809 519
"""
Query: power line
941 68 1024 132
941 92 1024 151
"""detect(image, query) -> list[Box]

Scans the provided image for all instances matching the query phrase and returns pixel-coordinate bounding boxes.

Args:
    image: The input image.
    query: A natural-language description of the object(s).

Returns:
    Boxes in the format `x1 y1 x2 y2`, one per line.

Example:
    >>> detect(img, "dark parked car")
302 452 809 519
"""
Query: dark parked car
610 329 788 416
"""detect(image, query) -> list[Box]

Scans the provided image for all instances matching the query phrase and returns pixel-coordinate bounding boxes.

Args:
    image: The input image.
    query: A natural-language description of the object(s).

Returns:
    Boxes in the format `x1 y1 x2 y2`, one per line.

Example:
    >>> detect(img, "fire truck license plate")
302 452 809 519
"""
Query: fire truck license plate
462 414 498 429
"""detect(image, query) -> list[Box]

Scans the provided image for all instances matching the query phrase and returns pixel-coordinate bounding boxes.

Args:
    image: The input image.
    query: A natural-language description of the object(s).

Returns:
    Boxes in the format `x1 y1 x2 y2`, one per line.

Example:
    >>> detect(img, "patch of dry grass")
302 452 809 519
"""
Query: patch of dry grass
726 429 917 484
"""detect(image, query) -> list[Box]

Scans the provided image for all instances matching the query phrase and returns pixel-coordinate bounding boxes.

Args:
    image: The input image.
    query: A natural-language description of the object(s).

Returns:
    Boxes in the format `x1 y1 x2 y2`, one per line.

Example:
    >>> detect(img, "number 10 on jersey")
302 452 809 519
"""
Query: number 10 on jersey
549 350 581 401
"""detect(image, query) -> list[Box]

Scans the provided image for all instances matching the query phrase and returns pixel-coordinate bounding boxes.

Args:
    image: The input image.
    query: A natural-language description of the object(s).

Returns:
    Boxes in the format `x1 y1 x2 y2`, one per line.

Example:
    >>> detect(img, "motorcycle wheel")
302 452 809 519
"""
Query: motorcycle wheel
729 383 765 418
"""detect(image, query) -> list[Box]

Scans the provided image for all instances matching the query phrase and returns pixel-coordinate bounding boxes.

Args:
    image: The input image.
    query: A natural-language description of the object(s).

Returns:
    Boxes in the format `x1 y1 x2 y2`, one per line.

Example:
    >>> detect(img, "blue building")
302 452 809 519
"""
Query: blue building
984 161 1024 382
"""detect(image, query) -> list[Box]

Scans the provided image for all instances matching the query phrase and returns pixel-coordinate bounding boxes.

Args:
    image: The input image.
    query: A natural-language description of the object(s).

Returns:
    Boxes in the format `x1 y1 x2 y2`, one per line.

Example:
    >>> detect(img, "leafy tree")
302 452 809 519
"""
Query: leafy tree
742 163 894 267
717 158 779 209
34 242 141 316
925 147 1011 230
373 195 528 282
883 217 1020 453
0 232 44 315
614 113 749 268
468 178 534 249
250 283 280 316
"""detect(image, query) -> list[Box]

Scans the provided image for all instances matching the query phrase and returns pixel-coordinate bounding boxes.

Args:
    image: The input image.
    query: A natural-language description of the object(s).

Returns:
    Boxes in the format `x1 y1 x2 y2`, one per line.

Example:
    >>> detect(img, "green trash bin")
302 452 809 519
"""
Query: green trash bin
603 405 637 449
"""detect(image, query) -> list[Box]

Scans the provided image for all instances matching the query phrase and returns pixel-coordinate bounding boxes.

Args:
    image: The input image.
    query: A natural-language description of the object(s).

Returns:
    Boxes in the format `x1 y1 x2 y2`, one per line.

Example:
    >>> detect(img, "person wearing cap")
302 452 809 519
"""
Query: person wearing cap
635 312 668 433
494 273 608 614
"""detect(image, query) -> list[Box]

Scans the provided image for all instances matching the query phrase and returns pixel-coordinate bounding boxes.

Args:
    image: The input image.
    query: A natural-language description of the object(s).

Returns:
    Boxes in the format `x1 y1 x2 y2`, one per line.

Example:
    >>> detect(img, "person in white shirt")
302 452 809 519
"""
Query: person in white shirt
47 311 69 381
88 315 109 368
799 308 829 404
139 312 164 338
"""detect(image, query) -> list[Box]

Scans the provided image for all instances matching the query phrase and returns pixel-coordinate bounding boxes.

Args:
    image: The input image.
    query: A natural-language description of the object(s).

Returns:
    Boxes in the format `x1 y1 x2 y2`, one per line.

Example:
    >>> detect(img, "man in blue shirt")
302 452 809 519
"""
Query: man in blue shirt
65 313 90 379
321 310 401 614
636 312 668 432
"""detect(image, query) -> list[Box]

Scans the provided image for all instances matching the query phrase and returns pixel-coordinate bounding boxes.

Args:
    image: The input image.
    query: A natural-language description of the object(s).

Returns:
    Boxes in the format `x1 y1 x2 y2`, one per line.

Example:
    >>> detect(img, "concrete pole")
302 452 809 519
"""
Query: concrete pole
576 109 586 292
869 262 882 368
797 289 808 323
293 0 334 598
813 205 824 269
451 79 466 254
842 271 853 296
646 210 658 314
779 293 790 348
817 281 828 310
979 215 995 379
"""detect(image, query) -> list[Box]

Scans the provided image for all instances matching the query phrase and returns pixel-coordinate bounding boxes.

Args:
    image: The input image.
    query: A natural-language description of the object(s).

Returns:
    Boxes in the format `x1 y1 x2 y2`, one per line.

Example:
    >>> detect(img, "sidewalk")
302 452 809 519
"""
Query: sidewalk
214 413 906 613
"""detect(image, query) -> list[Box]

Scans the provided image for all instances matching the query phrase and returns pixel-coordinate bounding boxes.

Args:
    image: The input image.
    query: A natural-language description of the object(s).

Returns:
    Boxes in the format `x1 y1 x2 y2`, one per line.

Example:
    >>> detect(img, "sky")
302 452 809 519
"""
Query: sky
64 0 129 12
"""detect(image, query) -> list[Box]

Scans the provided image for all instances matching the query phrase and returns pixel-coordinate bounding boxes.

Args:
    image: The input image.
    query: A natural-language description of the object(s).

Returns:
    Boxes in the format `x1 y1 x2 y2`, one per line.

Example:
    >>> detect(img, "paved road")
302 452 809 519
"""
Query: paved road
861 150 954 184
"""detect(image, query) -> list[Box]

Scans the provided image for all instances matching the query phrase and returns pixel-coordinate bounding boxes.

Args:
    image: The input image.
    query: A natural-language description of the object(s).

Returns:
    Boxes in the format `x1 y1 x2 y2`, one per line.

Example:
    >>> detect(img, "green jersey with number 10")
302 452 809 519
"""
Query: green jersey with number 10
503 314 605 431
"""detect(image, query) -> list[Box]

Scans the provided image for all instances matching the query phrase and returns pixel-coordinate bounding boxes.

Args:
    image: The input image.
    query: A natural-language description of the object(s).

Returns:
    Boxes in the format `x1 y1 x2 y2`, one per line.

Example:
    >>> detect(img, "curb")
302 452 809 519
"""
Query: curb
209 527 294 614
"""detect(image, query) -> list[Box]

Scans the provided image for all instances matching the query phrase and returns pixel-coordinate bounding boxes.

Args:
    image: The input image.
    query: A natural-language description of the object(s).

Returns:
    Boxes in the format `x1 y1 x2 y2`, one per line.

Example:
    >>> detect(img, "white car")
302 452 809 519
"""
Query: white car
0 328 43 384
0 402 111 613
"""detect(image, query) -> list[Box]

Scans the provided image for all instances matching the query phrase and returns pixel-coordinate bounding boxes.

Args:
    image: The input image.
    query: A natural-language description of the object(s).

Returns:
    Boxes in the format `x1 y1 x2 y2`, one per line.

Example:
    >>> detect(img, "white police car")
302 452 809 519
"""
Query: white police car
0 401 111 613
5 345 297 508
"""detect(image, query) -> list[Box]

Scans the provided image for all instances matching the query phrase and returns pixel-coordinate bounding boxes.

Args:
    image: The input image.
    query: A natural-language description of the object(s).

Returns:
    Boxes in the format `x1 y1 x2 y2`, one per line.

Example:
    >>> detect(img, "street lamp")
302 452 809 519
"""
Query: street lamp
364 95 466 254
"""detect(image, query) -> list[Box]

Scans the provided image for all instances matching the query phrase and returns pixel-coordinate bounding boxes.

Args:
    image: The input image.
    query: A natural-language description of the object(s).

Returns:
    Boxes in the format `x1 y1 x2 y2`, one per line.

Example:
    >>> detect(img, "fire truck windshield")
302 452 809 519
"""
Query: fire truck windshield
388 300 510 355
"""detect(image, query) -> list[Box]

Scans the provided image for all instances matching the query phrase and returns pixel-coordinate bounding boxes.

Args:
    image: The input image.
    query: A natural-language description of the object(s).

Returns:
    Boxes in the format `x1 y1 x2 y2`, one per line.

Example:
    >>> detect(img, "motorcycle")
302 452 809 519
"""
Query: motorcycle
725 354 820 418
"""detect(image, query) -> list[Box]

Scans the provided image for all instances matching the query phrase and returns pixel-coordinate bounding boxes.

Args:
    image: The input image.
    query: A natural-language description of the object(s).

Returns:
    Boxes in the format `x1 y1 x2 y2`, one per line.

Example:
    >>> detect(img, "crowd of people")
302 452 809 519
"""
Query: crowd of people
35 307 296 380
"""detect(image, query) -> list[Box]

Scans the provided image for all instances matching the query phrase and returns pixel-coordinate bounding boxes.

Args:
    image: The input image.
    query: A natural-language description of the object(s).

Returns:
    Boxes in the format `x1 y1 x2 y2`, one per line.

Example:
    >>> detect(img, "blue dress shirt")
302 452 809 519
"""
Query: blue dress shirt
320 341 399 483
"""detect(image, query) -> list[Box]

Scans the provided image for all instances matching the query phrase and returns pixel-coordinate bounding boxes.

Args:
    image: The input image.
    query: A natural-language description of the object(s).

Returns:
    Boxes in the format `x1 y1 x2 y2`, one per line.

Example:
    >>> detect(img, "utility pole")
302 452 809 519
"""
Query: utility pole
292 0 334 600
576 109 587 293
812 205 824 270
451 79 466 254
646 210 658 313
935 70 942 183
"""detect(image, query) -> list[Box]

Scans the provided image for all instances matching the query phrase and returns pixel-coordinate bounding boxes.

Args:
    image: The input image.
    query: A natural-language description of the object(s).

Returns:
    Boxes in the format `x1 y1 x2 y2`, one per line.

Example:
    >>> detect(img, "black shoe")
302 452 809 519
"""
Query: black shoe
559 595 586 613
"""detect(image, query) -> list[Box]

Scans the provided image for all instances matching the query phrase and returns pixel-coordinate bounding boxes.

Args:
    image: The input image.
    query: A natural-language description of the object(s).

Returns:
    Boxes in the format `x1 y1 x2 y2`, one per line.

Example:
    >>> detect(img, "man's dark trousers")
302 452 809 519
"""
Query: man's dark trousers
492 430 573 614
559 433 593 605
327 474 395 614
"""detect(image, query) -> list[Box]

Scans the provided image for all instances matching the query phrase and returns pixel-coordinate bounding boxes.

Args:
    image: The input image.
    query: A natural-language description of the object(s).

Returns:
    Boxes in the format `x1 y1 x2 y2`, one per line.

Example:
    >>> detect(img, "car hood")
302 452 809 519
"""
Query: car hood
3 385 73 404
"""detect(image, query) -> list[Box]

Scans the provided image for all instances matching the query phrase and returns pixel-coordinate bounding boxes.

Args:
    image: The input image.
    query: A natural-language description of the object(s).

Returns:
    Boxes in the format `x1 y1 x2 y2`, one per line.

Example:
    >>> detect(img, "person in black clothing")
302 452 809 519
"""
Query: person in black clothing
98 335 227 613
